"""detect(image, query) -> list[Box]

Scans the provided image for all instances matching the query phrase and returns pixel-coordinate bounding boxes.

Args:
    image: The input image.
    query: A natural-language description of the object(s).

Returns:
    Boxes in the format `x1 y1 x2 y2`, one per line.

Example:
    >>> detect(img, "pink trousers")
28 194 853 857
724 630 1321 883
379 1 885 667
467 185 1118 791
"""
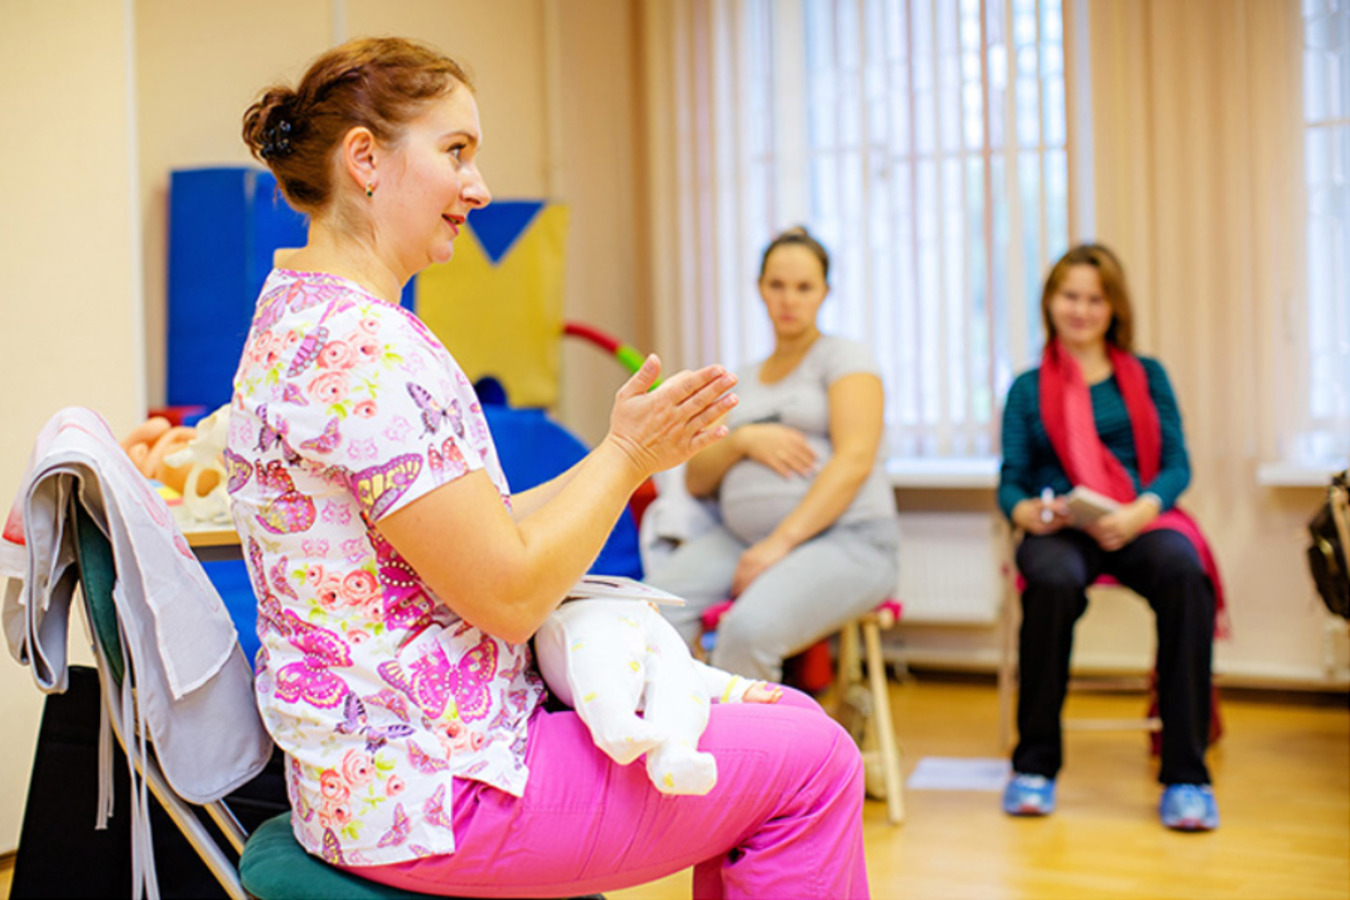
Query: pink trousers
346 689 868 899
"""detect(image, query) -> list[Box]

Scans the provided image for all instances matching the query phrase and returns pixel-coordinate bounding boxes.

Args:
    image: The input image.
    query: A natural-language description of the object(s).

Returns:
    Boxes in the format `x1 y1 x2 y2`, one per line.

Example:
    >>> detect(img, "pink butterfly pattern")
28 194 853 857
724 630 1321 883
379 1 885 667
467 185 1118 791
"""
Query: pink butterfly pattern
320 500 352 527
377 803 411 848
300 417 342 454
378 636 499 723
341 538 367 565
377 643 457 721
321 827 346 866
383 415 412 443
427 437 468 484
347 438 379 462
335 691 415 753
366 526 433 631
287 326 329 377
269 555 299 600
364 689 411 722
255 461 317 534
405 740 450 775
273 610 352 709
281 382 309 406
222 448 253 493
423 784 453 830
406 382 464 438
350 454 422 520
247 538 289 641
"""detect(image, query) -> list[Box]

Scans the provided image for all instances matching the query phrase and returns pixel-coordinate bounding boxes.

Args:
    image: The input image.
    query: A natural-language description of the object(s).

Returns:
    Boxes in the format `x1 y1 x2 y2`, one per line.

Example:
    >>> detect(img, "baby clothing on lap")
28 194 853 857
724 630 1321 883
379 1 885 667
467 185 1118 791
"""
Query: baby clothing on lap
534 598 764 795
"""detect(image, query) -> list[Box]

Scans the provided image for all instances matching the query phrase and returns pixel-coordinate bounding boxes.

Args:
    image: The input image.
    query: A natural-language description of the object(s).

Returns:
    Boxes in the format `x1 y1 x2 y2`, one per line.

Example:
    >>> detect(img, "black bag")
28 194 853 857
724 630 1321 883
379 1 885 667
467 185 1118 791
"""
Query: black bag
12 666 287 899
1307 469 1350 620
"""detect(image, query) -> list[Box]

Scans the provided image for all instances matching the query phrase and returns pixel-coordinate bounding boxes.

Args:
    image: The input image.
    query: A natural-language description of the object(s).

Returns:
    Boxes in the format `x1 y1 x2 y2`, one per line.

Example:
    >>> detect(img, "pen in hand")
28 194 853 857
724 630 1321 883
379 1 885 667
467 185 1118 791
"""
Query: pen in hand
1040 487 1055 523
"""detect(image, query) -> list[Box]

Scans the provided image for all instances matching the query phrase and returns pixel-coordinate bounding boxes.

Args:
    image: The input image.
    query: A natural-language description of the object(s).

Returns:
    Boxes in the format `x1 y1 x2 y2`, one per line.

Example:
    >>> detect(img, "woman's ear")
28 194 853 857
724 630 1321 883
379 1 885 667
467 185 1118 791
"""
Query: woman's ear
340 126 379 193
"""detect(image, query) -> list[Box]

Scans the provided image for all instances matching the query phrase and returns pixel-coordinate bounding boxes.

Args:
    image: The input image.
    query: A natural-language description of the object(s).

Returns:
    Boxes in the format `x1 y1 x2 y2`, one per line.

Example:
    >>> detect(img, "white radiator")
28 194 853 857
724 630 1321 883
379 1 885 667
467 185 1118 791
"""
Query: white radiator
895 512 1004 625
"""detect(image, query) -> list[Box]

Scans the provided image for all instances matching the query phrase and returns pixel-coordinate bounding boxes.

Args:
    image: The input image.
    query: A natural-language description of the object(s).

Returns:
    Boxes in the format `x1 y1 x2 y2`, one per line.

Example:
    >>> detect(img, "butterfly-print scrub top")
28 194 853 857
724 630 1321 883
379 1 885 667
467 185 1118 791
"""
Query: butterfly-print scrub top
227 270 546 866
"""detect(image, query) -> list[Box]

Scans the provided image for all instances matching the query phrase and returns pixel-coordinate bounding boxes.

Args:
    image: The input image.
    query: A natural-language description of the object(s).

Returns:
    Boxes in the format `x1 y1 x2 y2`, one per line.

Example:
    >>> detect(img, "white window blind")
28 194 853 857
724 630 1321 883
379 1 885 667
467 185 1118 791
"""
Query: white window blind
1302 0 1350 465
649 0 1070 459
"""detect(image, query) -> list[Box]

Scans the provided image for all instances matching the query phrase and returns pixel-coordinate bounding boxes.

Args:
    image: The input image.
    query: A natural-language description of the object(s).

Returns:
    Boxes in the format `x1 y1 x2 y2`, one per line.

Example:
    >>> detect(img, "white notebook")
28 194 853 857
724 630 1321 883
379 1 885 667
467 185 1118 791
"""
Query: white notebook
1064 485 1121 525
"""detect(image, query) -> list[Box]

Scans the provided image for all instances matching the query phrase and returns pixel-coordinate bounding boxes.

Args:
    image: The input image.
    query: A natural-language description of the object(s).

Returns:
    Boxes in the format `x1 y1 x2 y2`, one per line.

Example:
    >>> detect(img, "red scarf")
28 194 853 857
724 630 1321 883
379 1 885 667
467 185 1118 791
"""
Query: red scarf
1039 339 1229 637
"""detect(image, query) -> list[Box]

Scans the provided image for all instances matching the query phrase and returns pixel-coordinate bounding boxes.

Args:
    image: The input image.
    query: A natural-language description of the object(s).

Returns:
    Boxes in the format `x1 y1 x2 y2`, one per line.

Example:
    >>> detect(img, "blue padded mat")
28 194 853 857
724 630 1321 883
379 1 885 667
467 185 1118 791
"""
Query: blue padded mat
203 557 261 666
166 167 414 411
483 404 642 580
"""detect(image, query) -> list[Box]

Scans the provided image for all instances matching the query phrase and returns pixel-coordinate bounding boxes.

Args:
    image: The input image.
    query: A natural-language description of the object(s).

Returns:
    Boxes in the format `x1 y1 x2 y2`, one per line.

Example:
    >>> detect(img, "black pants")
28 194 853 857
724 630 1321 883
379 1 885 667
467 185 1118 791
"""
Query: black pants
1013 528 1215 785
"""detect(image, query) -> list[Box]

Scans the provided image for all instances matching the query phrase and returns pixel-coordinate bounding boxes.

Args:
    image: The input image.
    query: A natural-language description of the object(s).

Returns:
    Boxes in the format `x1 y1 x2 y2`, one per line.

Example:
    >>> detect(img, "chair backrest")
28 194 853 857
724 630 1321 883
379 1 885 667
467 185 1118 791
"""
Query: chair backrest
67 496 257 900
71 501 125 684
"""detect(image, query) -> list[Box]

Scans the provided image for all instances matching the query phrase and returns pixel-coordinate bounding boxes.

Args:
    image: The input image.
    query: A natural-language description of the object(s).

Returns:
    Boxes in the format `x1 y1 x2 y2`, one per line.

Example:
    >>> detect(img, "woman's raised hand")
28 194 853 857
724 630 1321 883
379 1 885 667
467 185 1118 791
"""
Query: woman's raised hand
736 423 818 478
604 355 738 479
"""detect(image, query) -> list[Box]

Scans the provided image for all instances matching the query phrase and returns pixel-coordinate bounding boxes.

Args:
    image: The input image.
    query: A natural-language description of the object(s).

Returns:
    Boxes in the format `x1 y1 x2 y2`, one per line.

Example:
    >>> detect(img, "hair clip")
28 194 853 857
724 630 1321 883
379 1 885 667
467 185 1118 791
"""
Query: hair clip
260 119 294 160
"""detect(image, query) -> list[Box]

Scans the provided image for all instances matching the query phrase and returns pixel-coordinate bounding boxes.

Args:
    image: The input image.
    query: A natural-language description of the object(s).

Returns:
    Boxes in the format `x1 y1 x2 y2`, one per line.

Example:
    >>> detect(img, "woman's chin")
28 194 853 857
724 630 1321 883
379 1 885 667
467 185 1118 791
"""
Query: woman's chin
1059 330 1106 348
428 243 456 266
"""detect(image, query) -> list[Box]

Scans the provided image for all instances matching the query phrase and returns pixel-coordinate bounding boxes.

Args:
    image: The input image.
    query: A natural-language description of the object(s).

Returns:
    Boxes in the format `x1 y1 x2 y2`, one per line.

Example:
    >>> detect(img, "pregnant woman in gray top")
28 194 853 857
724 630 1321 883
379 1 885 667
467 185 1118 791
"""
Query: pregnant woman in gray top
648 227 899 683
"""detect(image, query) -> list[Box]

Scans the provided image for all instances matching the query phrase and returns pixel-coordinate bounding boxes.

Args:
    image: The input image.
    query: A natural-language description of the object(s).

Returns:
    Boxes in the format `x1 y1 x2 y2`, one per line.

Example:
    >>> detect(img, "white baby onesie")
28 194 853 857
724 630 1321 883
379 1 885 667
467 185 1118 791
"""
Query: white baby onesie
535 598 759 795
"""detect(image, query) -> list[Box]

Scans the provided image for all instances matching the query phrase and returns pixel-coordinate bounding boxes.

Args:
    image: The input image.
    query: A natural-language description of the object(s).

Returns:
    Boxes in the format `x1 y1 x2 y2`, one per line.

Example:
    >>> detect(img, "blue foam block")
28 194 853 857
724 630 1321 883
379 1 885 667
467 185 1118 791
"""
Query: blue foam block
166 167 416 410
201 558 261 666
483 405 643 579
167 168 307 408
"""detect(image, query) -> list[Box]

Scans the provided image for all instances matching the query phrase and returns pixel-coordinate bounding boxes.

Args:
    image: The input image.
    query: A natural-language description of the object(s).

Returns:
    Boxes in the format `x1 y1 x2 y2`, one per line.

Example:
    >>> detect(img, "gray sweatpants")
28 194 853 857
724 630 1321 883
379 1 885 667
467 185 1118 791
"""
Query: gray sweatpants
646 519 900 682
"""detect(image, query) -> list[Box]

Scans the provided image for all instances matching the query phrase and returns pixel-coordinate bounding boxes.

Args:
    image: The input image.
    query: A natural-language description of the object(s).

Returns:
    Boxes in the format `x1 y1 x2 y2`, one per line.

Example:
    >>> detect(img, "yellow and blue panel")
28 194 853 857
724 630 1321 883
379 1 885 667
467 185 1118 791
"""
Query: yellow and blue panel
416 201 569 409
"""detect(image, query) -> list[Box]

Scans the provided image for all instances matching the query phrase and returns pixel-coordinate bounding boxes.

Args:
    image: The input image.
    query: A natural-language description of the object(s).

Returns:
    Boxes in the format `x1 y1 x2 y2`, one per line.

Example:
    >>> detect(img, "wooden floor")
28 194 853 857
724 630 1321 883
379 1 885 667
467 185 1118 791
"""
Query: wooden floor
609 675 1350 900
1 676 1345 900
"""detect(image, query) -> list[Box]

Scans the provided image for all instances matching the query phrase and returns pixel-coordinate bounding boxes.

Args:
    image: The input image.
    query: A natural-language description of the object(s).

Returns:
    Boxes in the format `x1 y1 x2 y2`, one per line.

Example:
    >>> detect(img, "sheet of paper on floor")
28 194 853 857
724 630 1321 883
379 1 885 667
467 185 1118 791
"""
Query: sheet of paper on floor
905 757 1011 791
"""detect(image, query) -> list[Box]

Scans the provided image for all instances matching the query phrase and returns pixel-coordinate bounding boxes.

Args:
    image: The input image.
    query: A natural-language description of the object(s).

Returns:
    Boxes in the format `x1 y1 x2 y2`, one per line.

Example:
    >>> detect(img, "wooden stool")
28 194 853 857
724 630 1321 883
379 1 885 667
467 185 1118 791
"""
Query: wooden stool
701 598 906 825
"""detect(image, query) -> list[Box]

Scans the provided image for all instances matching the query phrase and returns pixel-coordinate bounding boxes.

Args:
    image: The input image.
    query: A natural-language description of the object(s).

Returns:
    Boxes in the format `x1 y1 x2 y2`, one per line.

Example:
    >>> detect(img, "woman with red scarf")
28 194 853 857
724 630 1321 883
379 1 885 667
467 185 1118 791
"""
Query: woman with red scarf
997 244 1224 832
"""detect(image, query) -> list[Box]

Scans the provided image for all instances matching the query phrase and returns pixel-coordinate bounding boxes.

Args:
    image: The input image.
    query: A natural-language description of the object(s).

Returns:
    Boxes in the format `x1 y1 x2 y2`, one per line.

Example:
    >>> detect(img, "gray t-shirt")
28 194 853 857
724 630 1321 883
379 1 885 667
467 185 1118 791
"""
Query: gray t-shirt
718 334 897 544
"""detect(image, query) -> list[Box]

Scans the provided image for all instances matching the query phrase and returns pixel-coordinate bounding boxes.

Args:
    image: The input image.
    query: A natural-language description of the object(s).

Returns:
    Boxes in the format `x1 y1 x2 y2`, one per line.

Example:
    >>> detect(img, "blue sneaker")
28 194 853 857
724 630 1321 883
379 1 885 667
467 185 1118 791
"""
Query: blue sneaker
1002 773 1056 816
1160 784 1219 831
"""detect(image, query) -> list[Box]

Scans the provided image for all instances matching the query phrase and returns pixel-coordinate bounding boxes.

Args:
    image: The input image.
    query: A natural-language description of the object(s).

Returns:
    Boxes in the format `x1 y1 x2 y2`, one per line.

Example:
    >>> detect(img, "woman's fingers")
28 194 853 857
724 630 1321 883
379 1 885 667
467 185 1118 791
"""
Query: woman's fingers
607 363 740 475
617 354 663 399
786 444 817 475
687 421 730 456
655 363 723 403
671 367 736 417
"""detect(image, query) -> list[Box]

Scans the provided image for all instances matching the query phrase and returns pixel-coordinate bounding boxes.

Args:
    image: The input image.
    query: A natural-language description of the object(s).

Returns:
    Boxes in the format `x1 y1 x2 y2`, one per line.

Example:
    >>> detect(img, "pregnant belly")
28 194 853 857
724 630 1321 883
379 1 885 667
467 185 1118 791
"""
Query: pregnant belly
718 462 813 544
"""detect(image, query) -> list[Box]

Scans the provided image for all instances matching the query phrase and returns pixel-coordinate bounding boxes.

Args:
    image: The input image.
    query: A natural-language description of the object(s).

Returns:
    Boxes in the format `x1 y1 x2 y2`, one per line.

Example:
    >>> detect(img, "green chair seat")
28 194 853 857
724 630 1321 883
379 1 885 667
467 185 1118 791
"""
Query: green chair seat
239 814 430 899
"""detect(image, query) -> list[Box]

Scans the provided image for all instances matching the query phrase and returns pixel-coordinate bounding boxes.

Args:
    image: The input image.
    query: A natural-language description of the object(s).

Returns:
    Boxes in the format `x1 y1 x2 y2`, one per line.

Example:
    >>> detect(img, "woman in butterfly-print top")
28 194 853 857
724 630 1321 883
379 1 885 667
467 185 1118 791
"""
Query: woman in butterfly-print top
231 37 870 898
231 268 542 856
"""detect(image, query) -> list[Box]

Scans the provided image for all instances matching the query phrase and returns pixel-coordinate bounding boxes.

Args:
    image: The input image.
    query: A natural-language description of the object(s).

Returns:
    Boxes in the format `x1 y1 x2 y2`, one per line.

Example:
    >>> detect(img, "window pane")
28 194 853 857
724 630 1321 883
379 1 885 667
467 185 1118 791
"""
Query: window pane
690 0 1069 459
1303 4 1350 461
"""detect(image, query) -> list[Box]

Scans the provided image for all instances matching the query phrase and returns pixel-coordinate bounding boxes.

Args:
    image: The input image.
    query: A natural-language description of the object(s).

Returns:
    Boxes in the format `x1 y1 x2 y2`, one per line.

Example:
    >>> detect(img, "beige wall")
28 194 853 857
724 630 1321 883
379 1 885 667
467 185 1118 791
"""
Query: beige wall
136 0 335 405
551 1 645 444
0 0 144 853
0 0 643 855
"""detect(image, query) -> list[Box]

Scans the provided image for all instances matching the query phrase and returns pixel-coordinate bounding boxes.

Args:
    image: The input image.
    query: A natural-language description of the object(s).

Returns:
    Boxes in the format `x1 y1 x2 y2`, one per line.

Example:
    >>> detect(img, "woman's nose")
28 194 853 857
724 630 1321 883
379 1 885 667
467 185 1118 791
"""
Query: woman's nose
464 168 492 209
